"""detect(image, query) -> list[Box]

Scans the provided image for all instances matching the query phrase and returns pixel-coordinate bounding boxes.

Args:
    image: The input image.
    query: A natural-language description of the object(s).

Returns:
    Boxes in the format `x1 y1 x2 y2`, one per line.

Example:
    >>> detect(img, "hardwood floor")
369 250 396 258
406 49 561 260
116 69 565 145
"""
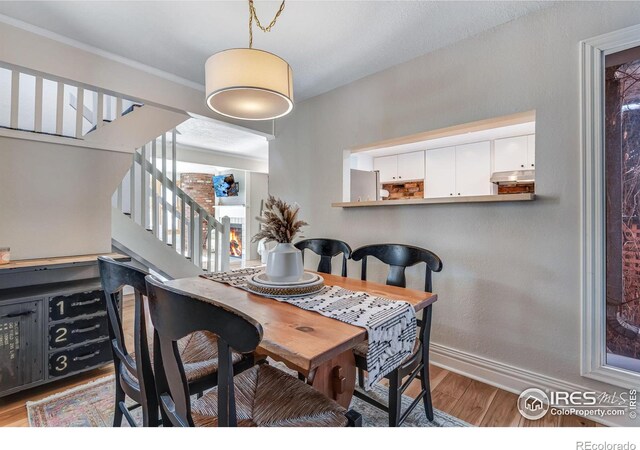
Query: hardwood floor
386 366 599 427
0 295 599 427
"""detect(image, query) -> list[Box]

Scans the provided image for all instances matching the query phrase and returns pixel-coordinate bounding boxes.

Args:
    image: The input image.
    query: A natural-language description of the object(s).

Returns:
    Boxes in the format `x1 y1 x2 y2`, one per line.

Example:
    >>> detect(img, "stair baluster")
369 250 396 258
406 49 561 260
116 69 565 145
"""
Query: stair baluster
113 133 230 273
172 129 178 248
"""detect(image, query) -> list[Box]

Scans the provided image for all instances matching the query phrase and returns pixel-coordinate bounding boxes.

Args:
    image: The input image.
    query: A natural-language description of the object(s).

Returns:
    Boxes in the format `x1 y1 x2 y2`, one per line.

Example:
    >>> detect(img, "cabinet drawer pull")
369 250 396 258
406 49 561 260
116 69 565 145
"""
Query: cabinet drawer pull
70 298 101 307
71 324 101 334
73 350 101 361
1 309 36 319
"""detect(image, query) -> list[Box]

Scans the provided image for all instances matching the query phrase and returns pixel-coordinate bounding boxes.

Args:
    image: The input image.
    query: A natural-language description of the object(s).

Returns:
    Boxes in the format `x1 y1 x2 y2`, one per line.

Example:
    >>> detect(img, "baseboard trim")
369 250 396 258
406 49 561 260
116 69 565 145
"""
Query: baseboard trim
429 343 627 427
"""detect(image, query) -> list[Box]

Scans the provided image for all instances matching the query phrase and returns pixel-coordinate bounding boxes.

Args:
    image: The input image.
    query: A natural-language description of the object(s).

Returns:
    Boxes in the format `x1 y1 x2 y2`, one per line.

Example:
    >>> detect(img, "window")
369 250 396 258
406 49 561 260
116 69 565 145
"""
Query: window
604 48 640 375
582 24 640 388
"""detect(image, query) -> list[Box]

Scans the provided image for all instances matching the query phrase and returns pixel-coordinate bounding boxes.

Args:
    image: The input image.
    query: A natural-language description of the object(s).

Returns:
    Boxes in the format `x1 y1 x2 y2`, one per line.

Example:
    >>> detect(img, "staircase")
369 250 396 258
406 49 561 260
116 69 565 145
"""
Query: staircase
0 62 189 153
0 62 142 140
112 130 231 278
1 61 230 277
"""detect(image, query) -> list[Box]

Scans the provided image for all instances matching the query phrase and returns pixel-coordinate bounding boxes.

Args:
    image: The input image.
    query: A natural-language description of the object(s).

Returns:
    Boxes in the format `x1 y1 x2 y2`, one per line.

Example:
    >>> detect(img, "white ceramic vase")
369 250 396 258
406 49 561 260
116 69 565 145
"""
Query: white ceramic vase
266 243 304 282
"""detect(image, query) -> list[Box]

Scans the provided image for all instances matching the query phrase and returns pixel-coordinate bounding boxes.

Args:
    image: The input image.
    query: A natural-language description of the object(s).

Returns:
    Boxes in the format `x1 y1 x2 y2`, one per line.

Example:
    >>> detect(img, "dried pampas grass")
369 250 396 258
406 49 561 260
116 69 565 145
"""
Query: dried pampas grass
252 195 308 244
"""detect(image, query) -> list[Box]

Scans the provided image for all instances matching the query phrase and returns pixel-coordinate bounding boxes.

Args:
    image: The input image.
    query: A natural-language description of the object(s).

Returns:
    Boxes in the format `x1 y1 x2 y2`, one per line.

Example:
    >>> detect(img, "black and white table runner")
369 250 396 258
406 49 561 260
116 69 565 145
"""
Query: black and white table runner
201 268 416 389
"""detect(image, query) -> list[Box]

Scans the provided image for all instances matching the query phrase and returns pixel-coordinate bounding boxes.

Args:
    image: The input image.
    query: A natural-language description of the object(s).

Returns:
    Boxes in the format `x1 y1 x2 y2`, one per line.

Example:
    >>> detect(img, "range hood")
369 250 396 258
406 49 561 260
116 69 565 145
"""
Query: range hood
490 170 535 186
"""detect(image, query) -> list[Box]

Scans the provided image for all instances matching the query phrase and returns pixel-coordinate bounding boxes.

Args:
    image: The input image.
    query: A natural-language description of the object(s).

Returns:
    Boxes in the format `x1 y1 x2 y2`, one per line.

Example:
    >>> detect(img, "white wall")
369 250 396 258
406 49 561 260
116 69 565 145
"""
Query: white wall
0 136 131 259
350 153 374 171
269 1 640 421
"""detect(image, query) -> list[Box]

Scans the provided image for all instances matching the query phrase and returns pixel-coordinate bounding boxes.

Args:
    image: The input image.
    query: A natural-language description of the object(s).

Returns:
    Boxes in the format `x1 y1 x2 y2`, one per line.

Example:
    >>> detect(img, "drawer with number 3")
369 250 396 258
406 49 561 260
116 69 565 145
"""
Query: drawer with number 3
48 339 111 378
48 314 109 350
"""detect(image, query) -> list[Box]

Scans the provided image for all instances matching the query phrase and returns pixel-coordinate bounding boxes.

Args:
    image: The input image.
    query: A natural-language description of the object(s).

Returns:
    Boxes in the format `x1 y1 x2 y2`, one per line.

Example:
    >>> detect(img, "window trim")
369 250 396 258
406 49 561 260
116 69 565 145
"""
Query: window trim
581 24 640 389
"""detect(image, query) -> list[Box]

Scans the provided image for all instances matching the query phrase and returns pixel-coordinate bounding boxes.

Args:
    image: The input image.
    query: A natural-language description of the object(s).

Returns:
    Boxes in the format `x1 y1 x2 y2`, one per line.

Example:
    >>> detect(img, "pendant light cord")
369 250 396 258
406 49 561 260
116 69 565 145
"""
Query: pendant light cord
248 0 286 49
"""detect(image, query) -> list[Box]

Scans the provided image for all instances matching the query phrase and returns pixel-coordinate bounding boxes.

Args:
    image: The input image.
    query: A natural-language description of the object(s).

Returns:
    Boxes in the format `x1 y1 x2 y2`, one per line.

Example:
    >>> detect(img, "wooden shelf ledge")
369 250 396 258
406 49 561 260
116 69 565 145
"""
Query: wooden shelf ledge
332 193 535 208
0 252 129 272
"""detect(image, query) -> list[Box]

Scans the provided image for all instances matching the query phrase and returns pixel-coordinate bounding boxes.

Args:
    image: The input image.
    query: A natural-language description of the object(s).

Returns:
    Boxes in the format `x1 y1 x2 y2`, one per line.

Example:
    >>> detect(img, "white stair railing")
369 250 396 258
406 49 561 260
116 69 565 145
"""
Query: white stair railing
114 129 230 273
0 62 142 139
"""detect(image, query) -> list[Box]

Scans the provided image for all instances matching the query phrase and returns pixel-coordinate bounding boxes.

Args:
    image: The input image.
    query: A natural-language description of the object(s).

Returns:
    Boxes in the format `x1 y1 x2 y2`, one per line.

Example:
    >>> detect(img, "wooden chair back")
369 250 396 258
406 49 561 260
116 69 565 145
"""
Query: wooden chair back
351 244 442 291
97 256 156 410
145 275 263 427
294 238 352 276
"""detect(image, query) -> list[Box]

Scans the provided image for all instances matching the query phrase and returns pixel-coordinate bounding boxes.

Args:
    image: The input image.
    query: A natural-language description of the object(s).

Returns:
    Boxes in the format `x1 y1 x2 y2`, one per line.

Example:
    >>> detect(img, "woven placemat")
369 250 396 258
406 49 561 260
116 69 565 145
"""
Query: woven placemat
245 278 324 297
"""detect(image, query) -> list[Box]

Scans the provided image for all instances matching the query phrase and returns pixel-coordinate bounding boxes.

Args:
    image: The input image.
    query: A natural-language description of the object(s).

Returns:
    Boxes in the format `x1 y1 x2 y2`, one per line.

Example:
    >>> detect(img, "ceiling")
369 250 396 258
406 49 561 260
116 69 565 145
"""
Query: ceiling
173 117 269 160
170 160 231 175
0 1 555 102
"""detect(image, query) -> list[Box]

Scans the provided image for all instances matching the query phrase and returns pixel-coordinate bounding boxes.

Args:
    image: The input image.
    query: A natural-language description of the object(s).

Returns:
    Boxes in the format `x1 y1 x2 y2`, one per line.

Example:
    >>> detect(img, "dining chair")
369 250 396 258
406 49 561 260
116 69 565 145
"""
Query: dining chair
97 256 255 427
294 238 352 276
350 244 443 427
144 275 362 427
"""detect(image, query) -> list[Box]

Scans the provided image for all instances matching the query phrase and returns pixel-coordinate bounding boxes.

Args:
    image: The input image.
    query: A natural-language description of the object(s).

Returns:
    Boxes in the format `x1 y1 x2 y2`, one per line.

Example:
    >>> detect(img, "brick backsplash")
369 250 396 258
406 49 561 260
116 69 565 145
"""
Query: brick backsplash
382 181 424 200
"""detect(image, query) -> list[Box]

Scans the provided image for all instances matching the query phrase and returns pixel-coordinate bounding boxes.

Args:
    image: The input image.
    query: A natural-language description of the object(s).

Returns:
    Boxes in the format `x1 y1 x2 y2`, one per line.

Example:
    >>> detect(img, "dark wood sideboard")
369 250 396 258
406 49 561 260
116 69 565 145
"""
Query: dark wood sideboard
0 253 129 398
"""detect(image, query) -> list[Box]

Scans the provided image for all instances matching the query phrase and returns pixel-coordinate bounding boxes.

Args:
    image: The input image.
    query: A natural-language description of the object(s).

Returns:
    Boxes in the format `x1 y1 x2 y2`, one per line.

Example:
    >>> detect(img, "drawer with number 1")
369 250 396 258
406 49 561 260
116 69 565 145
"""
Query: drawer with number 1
48 290 106 322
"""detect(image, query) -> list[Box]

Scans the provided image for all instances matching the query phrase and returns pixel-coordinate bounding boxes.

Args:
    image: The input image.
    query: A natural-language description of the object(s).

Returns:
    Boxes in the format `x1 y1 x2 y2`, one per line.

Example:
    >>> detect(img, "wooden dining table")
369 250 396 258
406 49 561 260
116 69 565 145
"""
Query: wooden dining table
165 272 437 408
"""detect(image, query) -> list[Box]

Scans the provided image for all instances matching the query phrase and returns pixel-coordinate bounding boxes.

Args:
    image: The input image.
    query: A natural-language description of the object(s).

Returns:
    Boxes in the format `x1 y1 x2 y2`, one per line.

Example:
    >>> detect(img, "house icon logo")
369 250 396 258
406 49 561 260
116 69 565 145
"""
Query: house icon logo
517 388 550 420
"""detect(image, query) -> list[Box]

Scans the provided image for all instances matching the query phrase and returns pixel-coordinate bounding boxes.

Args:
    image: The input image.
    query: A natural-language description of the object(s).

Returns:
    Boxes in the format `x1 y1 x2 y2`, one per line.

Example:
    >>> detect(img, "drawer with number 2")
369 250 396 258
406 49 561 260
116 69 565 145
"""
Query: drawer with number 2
48 314 109 350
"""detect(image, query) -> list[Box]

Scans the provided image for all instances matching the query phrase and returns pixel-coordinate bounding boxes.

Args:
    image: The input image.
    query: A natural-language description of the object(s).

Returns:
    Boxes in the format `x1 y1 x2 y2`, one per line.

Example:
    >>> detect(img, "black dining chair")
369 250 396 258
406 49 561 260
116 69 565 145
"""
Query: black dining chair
294 238 352 276
97 256 255 427
350 244 443 427
144 275 362 427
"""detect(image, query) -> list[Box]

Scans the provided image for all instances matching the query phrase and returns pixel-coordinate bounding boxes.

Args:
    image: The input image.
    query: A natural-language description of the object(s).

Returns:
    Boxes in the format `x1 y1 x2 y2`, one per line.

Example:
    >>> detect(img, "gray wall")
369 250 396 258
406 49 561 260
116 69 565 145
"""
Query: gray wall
0 136 131 259
270 2 640 398
247 171 269 260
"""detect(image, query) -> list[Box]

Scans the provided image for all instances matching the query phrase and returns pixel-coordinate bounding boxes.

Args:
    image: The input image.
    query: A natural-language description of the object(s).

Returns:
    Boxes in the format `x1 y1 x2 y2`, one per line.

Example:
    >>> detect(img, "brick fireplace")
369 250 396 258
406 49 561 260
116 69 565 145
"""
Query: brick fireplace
178 173 215 215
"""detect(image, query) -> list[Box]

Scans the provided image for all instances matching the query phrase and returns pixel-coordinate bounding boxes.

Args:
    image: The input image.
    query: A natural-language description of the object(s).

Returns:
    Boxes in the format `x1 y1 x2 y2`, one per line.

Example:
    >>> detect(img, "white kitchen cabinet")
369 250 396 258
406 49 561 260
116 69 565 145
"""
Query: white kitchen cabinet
493 135 528 172
493 134 536 172
527 134 535 169
455 141 491 197
374 151 425 183
373 155 398 183
397 151 425 181
425 142 491 198
425 147 456 198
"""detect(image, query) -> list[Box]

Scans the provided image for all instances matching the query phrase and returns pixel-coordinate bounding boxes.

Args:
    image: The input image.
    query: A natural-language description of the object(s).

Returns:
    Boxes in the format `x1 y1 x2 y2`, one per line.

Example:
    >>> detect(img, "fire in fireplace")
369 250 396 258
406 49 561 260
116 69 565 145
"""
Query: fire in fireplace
229 223 243 258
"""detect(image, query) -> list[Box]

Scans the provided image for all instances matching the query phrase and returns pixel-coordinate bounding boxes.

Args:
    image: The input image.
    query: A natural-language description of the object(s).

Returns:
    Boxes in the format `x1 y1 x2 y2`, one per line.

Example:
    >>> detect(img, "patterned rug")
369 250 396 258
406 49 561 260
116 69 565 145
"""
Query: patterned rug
27 375 470 427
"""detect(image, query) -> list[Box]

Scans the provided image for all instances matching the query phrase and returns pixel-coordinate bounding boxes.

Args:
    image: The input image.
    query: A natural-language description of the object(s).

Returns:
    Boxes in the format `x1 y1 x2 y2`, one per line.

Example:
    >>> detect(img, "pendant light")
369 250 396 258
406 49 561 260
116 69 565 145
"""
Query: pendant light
205 0 293 121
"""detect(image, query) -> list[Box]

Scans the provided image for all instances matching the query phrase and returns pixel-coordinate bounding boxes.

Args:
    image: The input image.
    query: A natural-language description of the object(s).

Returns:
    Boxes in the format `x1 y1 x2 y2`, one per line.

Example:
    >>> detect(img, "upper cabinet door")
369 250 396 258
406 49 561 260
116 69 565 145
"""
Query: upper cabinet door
425 147 456 198
397 151 425 181
493 136 528 172
455 141 491 197
373 155 398 183
527 134 535 169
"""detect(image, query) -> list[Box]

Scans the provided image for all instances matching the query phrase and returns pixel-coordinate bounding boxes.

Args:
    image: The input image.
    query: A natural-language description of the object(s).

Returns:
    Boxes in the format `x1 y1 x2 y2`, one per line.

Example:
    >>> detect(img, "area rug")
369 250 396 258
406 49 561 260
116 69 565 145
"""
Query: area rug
27 375 470 427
